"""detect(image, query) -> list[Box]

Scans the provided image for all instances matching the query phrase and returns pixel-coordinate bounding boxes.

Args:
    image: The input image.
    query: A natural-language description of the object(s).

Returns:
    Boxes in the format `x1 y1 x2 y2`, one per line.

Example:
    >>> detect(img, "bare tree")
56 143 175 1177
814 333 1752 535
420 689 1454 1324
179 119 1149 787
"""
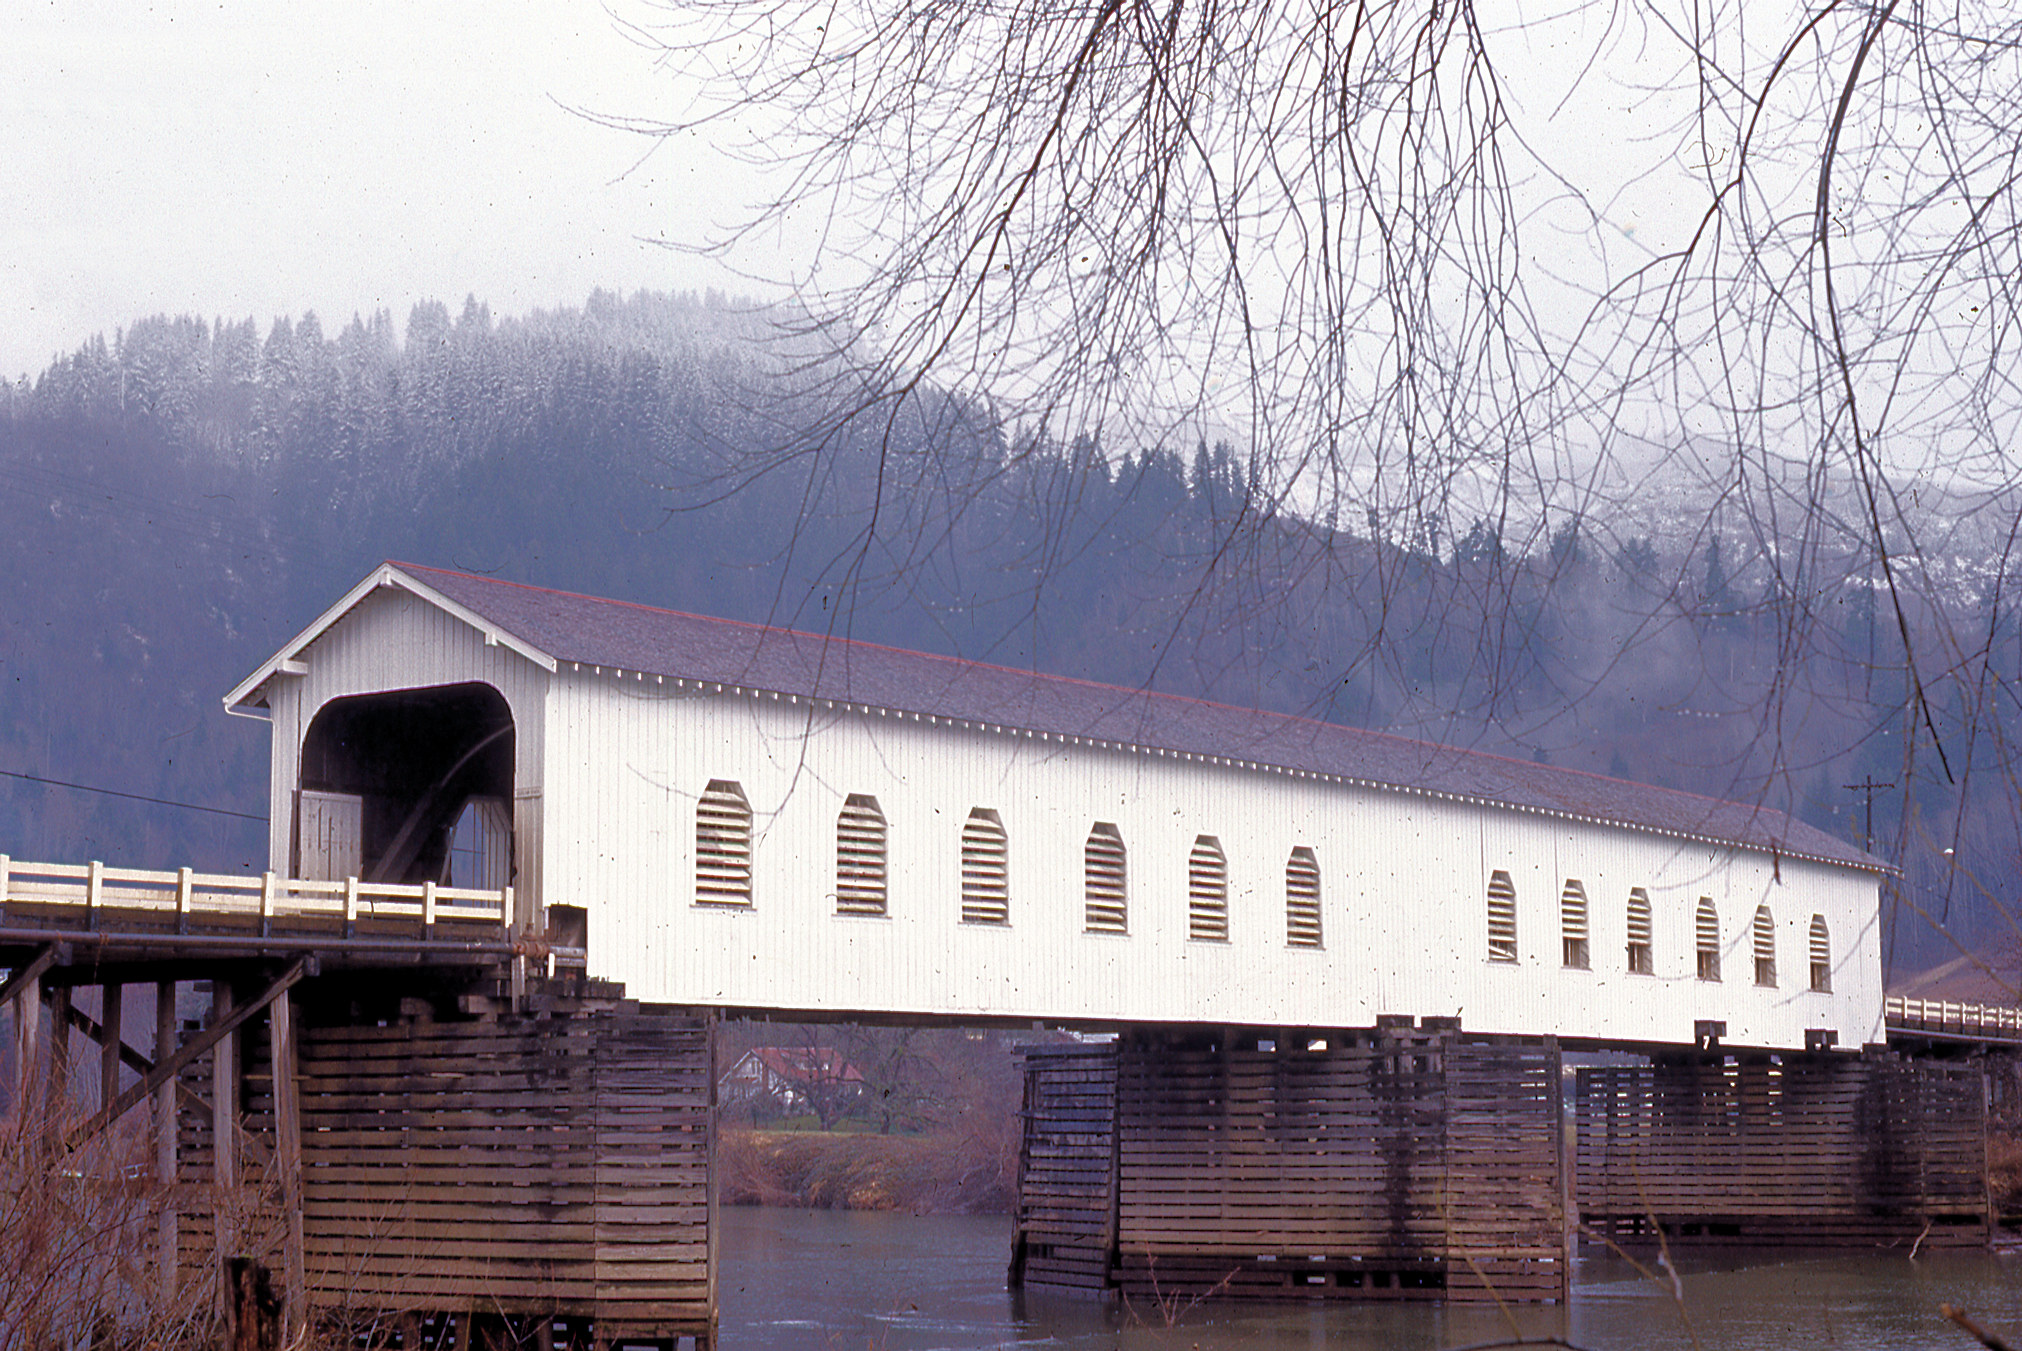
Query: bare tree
608 1 2022 977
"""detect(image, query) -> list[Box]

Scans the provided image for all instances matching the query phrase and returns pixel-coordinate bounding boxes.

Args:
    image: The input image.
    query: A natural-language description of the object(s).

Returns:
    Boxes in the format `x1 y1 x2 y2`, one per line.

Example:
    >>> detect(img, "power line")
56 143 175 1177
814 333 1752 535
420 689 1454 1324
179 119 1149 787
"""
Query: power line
0 768 266 822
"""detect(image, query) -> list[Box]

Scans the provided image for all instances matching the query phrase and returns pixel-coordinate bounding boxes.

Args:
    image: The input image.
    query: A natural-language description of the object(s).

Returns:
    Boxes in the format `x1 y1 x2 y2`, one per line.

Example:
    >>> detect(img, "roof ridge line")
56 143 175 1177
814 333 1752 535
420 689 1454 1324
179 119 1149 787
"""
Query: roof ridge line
391 560 1791 824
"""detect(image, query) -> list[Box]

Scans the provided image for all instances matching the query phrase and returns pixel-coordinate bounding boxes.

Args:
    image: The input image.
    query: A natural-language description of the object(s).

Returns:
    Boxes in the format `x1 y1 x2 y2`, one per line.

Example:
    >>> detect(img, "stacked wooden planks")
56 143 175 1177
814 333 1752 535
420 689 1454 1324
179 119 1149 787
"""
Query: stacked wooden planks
1015 1030 1568 1304
1576 1052 1988 1248
178 997 714 1344
588 1011 715 1345
1440 1041 1565 1301
176 1044 284 1290
1012 1044 1117 1294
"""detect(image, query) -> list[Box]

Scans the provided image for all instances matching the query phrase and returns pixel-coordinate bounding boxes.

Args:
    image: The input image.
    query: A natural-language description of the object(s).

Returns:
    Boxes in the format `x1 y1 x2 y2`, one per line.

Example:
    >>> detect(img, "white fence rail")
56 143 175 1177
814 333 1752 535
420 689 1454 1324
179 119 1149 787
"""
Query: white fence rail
0 855 511 932
1885 994 2022 1037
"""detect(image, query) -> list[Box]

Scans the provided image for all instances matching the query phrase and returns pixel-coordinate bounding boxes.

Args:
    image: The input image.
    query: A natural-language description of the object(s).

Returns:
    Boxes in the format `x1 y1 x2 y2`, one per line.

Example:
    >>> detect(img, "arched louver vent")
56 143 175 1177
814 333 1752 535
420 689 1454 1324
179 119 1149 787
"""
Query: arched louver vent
1695 898 1720 980
835 794 888 916
1188 836 1228 941
1561 879 1590 969
1753 905 1777 987
1809 914 1831 992
1286 847 1322 948
1487 871 1518 962
695 779 753 906
960 809 1009 925
1626 888 1653 975
1084 824 1127 934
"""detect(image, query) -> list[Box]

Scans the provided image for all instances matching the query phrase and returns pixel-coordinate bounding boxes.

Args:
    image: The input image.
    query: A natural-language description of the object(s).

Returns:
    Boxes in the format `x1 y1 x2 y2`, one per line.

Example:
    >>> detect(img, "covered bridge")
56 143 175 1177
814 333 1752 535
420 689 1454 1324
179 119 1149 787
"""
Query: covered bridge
226 562 1883 1050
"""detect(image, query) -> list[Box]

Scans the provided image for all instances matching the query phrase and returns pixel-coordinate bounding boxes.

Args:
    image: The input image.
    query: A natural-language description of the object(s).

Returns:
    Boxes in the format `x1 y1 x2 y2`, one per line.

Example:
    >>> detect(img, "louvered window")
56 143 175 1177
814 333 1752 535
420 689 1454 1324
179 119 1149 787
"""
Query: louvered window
1695 899 1720 980
835 794 887 916
1188 836 1228 941
695 779 753 906
1561 879 1590 969
1753 905 1777 987
1286 847 1322 948
1809 914 1831 992
1626 888 1653 975
1487 870 1518 962
1084 824 1127 934
960 809 1009 925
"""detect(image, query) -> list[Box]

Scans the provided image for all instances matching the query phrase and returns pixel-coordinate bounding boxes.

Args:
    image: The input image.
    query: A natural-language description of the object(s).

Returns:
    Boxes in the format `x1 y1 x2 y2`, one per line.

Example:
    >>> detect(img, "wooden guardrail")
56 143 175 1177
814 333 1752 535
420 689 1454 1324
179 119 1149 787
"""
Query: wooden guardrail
1886 994 2022 1038
0 854 512 936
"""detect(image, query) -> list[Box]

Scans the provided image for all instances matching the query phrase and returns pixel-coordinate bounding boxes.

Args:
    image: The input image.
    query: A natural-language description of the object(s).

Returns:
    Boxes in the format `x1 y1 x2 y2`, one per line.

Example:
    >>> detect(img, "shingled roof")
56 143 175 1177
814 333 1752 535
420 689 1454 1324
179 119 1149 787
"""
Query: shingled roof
231 562 1880 874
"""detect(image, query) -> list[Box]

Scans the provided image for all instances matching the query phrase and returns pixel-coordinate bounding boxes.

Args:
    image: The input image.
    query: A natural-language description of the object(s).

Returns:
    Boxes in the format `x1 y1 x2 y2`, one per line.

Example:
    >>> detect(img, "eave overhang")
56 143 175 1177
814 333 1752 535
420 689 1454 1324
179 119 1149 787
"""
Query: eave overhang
222 562 558 718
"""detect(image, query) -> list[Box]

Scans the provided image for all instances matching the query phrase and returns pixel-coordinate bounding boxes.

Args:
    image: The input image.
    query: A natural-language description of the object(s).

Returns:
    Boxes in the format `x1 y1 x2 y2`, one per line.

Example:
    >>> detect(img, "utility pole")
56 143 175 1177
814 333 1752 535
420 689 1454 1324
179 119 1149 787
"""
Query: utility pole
1843 775 1895 852
1845 775 1895 978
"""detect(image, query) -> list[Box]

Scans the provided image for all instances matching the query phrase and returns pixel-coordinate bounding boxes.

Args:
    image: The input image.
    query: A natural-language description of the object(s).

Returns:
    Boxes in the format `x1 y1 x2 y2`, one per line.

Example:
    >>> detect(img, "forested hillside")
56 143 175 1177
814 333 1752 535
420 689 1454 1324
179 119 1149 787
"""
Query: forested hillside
0 290 2006 976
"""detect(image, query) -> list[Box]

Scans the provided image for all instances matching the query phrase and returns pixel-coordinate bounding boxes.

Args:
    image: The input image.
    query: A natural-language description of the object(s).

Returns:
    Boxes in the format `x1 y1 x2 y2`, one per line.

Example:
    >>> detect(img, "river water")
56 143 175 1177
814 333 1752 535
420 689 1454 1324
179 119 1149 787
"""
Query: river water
719 1207 2022 1350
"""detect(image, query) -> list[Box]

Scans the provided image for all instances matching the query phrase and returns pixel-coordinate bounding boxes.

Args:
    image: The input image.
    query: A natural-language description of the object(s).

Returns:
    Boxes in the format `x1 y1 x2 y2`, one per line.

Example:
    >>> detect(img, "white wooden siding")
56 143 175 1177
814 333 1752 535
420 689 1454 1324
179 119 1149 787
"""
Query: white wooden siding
261 586 549 919
540 671 1884 1048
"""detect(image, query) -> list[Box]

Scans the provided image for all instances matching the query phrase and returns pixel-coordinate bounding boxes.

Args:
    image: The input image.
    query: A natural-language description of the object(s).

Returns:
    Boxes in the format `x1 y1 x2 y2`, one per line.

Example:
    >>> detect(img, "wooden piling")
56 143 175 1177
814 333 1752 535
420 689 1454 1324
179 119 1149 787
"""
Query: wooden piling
1575 1051 1989 1248
1011 1043 1117 1295
155 979 179 1304
1016 1028 1568 1304
46 984 71 1105
98 982 121 1113
11 966 40 1120
266 988 306 1341
210 979 239 1268
223 1257 281 1351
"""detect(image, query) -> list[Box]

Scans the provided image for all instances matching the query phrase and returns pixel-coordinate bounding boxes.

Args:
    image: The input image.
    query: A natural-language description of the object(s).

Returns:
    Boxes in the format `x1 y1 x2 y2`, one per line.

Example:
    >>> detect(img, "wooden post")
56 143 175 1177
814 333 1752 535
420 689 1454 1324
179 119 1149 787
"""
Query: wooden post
99 982 123 1113
156 980 180 1306
13 970 41 1122
267 989 307 1341
1548 1035 1569 1301
224 1256 280 1351
706 1007 719 1330
46 984 72 1131
211 979 238 1261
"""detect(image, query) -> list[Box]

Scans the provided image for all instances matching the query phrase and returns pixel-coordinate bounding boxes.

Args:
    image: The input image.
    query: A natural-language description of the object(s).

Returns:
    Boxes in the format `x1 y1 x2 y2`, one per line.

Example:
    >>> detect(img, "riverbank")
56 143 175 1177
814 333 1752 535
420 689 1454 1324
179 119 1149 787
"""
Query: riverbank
717 1126 1017 1214
719 1123 2022 1221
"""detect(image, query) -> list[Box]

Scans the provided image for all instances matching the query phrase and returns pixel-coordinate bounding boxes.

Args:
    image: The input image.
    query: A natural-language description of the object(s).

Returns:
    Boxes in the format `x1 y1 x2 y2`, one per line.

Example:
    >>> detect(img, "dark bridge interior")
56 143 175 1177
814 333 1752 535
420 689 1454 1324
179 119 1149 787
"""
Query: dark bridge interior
299 682 514 886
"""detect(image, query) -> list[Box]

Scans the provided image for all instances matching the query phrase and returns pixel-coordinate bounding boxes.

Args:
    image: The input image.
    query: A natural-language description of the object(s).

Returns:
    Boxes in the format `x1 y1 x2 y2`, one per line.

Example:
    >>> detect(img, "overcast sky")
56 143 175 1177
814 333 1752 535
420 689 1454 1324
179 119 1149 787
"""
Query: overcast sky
0 1 764 383
2 2 1740 410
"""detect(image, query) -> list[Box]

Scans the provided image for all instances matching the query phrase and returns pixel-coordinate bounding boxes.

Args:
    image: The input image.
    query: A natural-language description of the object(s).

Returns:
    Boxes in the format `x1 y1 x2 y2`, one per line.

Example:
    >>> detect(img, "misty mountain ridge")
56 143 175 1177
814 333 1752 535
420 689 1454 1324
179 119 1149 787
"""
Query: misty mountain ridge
0 289 2008 979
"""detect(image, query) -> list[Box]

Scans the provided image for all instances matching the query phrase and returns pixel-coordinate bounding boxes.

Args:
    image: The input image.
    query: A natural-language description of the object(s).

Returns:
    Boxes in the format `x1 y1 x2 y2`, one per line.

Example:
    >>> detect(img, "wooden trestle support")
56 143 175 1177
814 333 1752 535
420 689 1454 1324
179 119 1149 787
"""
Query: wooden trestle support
1010 1026 1570 1304
2 961 716 1350
1576 1051 1990 1249
1012 1029 2003 1307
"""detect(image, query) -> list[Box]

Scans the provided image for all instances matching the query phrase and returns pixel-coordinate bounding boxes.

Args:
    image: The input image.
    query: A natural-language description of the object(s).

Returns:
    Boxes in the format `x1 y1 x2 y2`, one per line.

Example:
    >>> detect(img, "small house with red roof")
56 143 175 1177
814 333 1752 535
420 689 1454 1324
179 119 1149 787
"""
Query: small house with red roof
720 1047 866 1111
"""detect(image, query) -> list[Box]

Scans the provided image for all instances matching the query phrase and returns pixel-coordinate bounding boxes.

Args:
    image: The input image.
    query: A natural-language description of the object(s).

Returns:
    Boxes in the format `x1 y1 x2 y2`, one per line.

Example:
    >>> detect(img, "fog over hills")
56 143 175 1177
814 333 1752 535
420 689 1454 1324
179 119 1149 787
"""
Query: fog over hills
3 290 2011 980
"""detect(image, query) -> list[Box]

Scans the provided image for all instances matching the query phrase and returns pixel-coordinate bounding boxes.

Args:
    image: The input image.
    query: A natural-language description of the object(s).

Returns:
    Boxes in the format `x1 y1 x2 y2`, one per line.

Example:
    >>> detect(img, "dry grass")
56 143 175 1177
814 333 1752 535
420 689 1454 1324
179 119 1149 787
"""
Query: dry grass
718 1121 1019 1214
0 1102 215 1350
1989 1131 2022 1219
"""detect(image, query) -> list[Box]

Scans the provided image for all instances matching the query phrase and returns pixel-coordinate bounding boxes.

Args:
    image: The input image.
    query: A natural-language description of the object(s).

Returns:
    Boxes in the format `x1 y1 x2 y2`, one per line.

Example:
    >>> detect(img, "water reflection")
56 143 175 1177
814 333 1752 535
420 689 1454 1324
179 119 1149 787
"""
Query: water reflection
719 1207 2022 1350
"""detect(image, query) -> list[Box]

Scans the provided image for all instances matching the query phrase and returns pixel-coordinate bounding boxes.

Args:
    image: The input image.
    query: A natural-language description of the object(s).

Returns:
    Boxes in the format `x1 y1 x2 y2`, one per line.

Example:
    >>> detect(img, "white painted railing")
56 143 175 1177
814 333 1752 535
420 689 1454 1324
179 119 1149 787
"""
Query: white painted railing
0 855 511 931
1885 994 2022 1036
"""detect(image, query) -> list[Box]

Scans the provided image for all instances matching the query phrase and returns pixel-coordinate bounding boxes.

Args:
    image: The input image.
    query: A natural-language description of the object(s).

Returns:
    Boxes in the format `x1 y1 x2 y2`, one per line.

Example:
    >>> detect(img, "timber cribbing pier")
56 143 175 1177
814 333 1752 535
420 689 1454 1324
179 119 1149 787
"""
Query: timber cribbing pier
0 856 715 1351
1008 1017 2006 1307
1011 1026 1569 1303
4 853 2019 1337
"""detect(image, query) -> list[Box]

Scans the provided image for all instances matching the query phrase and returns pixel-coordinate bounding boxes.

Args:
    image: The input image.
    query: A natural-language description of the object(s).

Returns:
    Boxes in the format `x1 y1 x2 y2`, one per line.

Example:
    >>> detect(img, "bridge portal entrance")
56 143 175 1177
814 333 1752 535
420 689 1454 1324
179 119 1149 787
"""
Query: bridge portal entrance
296 683 515 888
